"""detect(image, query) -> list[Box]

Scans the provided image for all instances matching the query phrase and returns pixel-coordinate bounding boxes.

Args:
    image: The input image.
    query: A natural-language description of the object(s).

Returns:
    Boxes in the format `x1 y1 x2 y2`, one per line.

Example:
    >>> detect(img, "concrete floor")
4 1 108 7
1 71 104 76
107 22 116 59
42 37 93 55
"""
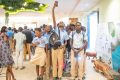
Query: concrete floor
0 56 107 80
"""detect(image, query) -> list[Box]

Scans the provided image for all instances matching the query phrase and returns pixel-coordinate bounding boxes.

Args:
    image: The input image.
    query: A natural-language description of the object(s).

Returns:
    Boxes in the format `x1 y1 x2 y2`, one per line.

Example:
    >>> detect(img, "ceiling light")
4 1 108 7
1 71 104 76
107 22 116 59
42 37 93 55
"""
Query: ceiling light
8 6 13 10
40 3 43 6
23 2 27 6
21 7 25 10
34 8 38 10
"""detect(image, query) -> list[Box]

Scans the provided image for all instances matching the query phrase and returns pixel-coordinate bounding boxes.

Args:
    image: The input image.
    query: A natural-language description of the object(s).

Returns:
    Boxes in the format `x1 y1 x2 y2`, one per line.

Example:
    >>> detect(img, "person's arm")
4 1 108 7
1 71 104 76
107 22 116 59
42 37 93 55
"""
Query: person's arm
31 37 39 47
23 34 26 44
13 34 16 51
44 37 48 53
79 40 87 52
69 32 75 52
79 33 88 52
14 39 16 50
45 44 48 53
52 1 58 29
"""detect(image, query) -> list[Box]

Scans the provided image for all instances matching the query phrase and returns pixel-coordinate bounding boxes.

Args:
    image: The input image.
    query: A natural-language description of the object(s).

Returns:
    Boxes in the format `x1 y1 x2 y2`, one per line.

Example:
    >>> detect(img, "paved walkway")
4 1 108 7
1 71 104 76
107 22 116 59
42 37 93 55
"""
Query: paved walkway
0 57 107 80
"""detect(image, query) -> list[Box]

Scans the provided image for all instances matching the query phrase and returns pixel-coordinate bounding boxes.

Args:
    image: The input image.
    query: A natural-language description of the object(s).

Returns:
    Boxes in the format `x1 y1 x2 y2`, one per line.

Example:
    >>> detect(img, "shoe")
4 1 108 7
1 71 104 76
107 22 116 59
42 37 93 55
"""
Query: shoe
58 77 62 80
36 76 40 80
36 76 42 80
13 78 16 80
71 77 75 80
82 76 85 80
39 76 43 80
78 78 82 80
46 77 50 80
53 77 57 80
20 66 25 70
15 67 18 70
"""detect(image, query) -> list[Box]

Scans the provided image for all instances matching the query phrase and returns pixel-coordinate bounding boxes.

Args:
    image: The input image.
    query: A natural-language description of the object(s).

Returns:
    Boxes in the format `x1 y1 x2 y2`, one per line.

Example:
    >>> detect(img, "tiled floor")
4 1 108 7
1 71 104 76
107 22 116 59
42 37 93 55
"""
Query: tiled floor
0 57 107 80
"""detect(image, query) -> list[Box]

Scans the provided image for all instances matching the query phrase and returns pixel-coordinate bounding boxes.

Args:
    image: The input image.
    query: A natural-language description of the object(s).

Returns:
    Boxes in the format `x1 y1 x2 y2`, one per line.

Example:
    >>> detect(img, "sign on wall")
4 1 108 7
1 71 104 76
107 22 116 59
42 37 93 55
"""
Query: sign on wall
95 23 112 65
69 18 78 25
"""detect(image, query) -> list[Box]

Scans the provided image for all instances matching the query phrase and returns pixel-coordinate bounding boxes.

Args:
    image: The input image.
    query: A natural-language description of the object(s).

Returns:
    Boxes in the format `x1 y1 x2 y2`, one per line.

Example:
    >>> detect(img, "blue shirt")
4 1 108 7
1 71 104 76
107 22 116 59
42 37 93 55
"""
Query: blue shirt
31 31 35 38
43 33 51 41
32 36 48 48
7 30 13 39
54 27 69 45
43 32 51 49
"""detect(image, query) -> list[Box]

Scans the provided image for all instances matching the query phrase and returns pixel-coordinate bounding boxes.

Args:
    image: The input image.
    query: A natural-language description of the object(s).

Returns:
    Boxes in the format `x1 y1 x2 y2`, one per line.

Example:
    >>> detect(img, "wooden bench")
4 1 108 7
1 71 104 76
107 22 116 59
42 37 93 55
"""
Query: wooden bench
92 59 120 80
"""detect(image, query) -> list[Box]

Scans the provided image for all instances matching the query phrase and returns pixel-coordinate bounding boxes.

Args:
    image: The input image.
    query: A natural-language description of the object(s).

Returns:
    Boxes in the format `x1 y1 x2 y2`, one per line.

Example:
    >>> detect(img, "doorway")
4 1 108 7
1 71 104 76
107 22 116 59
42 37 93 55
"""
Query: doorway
87 11 99 50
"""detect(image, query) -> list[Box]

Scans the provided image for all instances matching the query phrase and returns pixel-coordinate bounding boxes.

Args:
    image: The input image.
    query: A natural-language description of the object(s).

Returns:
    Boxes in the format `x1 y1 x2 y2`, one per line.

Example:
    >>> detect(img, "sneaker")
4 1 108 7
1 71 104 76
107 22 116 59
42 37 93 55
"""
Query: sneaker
58 77 62 80
15 67 18 70
39 76 43 80
46 77 50 80
36 76 40 80
20 66 25 70
36 76 42 80
71 77 75 80
53 77 57 80
78 78 82 80
82 76 85 80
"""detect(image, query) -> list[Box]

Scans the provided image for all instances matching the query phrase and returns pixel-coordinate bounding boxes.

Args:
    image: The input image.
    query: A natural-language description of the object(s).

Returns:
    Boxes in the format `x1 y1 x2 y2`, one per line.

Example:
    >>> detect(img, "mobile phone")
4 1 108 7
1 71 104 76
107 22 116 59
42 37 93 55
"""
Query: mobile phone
55 1 58 7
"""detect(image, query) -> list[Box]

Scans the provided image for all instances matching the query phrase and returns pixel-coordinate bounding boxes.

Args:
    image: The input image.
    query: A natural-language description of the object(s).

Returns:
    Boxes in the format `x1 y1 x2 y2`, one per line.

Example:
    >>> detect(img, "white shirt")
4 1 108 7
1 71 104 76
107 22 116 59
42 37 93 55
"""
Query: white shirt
69 31 87 48
54 27 69 45
14 32 26 51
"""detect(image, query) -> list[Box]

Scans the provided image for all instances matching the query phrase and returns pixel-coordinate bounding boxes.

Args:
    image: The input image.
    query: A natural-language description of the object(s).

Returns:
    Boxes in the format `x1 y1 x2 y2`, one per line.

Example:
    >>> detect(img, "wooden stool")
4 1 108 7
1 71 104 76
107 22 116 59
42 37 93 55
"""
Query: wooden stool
92 59 120 80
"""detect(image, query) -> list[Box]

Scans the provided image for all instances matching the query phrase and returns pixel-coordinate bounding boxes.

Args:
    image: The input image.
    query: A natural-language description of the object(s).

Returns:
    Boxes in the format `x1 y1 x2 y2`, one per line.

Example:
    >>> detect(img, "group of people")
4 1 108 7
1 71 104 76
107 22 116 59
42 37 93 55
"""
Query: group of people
0 1 87 80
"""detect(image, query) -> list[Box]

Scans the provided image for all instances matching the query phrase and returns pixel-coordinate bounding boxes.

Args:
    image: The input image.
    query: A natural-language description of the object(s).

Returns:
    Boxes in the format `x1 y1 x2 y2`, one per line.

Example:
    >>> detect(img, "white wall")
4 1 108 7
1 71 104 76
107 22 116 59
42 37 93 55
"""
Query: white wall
81 0 120 24
80 0 120 63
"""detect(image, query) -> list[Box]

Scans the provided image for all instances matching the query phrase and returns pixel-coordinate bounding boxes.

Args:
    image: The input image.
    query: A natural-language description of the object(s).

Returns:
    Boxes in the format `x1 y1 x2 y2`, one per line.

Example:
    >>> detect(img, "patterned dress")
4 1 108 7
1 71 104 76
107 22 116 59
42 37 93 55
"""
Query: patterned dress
0 34 14 67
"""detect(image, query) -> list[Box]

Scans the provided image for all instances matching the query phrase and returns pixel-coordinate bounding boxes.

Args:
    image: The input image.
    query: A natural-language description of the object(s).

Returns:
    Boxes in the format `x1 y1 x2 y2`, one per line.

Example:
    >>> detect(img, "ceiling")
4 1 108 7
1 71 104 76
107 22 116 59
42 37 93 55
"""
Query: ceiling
35 0 101 18
0 0 101 22
0 0 101 16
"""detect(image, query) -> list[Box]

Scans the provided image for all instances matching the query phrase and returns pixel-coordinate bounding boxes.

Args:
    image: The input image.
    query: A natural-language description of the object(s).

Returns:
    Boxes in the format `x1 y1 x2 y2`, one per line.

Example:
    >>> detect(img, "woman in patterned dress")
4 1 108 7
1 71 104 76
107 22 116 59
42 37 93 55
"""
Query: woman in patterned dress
0 26 16 80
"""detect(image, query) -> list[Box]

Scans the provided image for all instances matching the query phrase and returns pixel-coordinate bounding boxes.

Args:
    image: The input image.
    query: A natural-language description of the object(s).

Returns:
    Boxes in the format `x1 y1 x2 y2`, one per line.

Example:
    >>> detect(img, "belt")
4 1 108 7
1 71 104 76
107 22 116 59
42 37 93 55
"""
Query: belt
74 48 80 50
36 46 44 48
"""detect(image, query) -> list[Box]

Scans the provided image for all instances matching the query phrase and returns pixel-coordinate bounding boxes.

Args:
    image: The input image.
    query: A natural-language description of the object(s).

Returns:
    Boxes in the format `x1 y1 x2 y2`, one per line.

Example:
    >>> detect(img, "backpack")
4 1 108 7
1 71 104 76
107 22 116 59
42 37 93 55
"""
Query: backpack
49 29 61 50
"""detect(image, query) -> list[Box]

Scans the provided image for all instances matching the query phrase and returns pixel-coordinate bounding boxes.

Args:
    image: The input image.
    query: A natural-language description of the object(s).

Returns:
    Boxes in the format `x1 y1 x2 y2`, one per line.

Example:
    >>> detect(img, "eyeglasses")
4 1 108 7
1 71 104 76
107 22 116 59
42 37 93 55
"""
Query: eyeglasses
76 25 81 26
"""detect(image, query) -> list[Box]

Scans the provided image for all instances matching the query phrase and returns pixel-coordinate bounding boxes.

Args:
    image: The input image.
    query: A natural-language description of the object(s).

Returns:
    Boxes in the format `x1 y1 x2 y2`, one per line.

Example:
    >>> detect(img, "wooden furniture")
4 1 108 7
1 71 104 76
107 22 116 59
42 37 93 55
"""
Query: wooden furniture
86 51 97 59
92 59 120 80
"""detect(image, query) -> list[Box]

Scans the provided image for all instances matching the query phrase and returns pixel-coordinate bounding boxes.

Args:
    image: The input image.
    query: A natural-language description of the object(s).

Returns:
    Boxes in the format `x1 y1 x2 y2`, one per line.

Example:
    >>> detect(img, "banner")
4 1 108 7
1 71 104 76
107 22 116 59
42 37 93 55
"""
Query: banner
95 23 112 66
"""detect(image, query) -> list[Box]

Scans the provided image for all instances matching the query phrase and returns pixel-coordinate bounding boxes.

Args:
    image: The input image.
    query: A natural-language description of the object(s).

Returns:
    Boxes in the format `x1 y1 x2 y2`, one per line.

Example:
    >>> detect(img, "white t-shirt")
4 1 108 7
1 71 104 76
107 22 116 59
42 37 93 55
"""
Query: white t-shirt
14 32 26 51
69 31 87 48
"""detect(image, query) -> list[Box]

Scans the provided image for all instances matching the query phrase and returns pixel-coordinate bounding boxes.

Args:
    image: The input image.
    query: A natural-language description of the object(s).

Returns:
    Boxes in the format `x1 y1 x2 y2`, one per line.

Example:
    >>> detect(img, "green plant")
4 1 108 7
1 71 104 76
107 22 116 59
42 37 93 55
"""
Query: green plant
0 0 49 14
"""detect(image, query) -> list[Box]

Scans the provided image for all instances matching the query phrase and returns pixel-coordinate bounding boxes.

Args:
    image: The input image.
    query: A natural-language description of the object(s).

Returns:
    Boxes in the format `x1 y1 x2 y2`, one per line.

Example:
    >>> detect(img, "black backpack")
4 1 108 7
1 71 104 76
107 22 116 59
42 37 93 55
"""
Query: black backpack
49 29 61 50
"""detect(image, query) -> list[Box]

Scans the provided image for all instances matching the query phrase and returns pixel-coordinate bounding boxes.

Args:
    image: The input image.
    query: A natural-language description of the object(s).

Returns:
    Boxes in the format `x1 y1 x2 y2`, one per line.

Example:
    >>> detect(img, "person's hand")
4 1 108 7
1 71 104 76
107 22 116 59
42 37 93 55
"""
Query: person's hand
71 46 75 52
74 50 79 58
13 48 15 52
35 42 39 45
53 1 58 9
76 48 83 55
59 45 64 49
4 35 8 42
